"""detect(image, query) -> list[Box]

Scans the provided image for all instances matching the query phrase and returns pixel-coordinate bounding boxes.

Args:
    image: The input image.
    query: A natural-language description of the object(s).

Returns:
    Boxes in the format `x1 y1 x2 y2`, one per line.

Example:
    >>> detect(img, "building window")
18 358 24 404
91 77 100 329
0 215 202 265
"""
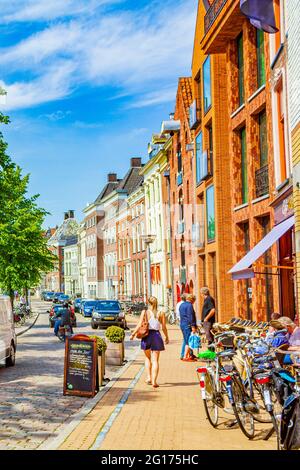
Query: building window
256 29 266 88
207 123 213 176
259 111 268 167
237 33 244 106
203 56 211 113
276 78 287 183
196 131 203 184
206 185 215 242
241 127 248 204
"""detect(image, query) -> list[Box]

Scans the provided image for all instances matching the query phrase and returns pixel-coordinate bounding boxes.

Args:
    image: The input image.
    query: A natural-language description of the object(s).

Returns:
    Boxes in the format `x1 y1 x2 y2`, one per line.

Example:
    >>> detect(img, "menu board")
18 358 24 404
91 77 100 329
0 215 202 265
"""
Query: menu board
63 335 98 397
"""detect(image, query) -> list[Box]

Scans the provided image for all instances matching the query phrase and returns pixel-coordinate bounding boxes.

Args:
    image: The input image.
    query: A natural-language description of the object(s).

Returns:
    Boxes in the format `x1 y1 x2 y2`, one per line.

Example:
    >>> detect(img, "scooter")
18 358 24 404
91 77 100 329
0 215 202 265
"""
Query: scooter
57 325 73 342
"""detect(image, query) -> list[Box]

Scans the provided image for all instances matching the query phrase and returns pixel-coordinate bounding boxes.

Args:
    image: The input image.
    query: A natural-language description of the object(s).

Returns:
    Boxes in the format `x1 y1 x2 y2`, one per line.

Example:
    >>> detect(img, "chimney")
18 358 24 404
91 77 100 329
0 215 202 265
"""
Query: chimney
108 173 117 182
169 112 175 120
130 157 142 168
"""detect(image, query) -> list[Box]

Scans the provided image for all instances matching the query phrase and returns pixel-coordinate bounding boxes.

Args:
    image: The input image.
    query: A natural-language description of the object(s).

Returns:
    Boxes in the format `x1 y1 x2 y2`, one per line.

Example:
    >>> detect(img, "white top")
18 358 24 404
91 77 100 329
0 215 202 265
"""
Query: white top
176 301 184 319
147 311 161 331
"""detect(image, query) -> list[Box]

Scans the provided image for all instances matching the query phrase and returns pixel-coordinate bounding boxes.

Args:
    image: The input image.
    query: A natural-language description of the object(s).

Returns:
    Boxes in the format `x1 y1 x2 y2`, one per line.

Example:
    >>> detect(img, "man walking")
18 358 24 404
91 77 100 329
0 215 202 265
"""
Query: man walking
200 287 216 344
179 294 197 361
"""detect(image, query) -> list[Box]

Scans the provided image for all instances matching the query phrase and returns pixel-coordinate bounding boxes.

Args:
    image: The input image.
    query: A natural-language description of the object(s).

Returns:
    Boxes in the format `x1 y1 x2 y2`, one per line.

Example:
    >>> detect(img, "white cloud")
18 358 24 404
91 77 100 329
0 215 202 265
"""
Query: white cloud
73 121 103 129
0 0 121 23
0 0 196 110
40 110 72 121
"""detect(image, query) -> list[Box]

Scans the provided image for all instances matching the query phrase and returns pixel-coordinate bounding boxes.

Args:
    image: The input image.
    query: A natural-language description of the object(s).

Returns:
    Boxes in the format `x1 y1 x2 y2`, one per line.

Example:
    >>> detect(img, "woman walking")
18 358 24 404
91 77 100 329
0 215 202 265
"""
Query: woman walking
130 296 169 388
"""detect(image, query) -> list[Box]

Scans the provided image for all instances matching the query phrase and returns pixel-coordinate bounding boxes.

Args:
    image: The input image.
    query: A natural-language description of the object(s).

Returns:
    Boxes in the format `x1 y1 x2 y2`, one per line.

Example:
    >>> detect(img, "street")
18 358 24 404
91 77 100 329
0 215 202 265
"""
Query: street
0 301 140 450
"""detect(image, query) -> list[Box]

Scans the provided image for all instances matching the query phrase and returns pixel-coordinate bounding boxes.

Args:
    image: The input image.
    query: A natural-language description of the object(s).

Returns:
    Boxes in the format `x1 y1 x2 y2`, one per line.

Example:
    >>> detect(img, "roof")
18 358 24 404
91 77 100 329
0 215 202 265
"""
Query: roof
94 180 120 204
48 218 79 245
177 77 193 117
64 235 78 247
117 167 143 196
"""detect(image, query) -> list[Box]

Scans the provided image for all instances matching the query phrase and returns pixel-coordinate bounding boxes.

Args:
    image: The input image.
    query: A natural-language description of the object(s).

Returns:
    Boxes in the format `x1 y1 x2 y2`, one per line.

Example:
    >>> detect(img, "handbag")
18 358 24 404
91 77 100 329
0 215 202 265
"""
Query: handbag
136 310 149 339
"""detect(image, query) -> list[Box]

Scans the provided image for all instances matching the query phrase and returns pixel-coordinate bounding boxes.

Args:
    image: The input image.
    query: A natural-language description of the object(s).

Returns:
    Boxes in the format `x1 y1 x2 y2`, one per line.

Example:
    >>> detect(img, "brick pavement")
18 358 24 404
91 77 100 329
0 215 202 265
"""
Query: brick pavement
0 303 139 450
59 324 276 451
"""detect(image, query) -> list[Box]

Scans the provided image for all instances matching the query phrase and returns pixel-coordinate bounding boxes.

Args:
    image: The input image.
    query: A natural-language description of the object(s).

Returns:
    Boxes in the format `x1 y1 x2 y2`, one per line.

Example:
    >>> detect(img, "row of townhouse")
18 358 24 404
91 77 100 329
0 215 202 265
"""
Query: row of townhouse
43 0 300 322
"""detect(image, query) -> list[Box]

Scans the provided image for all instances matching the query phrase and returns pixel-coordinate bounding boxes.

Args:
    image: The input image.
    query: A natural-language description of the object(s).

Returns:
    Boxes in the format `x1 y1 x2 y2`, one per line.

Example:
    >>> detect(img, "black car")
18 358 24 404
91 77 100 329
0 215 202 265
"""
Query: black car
91 300 126 329
48 304 77 328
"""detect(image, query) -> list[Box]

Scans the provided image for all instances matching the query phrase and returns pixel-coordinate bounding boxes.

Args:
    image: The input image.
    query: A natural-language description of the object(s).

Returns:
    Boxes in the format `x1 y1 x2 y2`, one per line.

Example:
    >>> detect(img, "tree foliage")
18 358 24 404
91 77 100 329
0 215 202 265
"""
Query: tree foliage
0 113 56 303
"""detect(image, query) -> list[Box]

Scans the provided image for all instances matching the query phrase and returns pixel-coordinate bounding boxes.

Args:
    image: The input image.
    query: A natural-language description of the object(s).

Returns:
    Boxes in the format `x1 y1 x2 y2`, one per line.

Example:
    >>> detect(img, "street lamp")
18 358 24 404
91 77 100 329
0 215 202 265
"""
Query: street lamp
141 234 156 299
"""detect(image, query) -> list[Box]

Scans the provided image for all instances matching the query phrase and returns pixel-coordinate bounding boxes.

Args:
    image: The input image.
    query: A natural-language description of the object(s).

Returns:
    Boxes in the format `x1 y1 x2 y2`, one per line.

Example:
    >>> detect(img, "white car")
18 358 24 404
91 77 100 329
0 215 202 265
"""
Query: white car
0 296 16 367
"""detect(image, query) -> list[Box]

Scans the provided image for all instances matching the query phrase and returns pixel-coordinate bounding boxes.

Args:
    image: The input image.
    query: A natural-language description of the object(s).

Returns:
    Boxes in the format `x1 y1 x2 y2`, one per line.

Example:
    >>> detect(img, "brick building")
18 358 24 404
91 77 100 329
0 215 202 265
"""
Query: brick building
288 0 300 319
83 176 119 299
116 158 144 301
127 185 147 302
200 0 296 321
190 0 234 321
166 78 197 307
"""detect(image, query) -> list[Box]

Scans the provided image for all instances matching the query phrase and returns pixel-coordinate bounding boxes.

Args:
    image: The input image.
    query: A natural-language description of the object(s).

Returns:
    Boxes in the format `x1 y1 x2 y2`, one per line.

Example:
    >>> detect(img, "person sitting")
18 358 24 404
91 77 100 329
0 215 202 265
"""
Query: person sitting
266 320 289 348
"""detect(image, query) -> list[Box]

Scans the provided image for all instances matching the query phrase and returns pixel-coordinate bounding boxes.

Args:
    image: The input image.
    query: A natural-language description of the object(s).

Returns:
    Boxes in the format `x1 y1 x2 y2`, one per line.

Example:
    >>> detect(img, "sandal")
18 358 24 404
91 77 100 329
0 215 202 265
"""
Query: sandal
145 379 152 385
152 384 159 388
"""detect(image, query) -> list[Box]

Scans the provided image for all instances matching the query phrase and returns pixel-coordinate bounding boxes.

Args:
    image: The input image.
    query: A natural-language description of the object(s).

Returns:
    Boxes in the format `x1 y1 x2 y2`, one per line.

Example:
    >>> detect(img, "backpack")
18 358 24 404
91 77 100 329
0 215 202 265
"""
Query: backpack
188 333 201 349
280 394 300 450
271 369 295 406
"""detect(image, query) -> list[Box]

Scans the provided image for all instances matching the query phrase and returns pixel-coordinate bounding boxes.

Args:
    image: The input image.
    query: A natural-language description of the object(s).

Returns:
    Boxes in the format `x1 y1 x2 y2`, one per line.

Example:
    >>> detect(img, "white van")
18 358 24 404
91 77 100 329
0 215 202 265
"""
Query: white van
0 296 16 367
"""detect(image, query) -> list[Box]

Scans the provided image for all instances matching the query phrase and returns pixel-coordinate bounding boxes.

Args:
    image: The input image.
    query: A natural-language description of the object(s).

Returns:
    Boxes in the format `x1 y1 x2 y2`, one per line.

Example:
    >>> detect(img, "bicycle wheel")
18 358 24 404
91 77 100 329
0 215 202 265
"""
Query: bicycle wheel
231 376 255 439
202 371 219 427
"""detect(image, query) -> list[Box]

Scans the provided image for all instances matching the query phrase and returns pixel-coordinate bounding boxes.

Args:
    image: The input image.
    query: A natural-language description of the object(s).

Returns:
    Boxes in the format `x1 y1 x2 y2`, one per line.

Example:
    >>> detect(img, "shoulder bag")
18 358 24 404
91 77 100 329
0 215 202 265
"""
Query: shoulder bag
136 309 149 339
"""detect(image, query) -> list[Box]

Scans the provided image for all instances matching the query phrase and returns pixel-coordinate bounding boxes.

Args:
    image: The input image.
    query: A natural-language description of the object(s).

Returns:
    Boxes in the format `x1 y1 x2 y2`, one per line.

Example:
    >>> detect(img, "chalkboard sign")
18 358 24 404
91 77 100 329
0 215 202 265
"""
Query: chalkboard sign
63 334 99 397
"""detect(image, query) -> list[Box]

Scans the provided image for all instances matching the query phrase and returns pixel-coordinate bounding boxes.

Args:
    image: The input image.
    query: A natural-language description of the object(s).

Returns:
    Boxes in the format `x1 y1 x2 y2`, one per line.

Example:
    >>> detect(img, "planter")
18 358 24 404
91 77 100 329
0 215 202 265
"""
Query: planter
97 352 106 386
106 341 124 366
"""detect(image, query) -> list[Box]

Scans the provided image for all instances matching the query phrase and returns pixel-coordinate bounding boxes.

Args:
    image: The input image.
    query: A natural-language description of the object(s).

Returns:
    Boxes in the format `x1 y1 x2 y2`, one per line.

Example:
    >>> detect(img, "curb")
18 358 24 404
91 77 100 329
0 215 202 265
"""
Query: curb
16 312 41 337
38 345 142 450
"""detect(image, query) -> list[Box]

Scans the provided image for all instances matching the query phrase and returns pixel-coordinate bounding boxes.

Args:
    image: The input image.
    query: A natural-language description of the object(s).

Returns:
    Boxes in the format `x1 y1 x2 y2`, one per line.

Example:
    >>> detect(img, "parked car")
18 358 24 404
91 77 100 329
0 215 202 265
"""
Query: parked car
0 296 16 367
44 292 55 302
73 298 82 312
81 300 98 318
48 304 77 328
91 300 126 329
57 294 70 304
53 292 64 303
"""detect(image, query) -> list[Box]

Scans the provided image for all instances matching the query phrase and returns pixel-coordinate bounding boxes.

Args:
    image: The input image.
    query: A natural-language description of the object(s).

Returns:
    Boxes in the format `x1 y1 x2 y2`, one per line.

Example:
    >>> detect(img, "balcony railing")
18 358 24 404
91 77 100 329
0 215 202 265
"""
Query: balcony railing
204 0 228 35
255 165 269 198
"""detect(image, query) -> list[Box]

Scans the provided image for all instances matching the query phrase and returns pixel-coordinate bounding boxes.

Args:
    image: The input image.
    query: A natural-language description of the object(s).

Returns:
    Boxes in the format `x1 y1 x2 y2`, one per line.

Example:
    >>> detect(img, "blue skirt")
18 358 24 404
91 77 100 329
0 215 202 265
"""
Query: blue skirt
141 330 165 351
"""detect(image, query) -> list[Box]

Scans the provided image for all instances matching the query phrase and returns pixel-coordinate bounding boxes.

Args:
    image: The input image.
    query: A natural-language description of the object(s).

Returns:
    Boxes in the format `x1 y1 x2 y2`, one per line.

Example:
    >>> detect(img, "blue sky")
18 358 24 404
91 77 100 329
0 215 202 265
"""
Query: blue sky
0 0 197 228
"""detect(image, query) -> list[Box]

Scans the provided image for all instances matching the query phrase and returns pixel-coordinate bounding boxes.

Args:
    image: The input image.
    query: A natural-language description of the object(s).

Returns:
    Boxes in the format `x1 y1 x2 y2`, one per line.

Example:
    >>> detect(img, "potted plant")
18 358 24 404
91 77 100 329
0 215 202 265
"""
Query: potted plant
89 335 107 386
105 326 125 366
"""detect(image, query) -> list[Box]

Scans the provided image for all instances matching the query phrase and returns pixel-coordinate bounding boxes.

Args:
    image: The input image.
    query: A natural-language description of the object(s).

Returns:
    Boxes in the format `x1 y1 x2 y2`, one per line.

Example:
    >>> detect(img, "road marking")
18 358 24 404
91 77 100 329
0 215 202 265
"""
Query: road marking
89 364 145 450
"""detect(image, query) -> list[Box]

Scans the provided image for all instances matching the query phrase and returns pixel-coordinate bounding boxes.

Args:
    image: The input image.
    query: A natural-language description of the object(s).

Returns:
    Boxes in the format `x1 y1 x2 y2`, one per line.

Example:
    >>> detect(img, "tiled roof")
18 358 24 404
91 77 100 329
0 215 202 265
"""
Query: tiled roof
117 167 143 195
178 77 193 116
94 181 120 204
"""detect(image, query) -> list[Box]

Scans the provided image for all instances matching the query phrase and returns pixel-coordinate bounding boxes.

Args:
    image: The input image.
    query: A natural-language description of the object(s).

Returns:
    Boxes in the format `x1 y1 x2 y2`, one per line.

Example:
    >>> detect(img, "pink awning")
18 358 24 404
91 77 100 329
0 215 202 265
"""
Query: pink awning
229 216 295 280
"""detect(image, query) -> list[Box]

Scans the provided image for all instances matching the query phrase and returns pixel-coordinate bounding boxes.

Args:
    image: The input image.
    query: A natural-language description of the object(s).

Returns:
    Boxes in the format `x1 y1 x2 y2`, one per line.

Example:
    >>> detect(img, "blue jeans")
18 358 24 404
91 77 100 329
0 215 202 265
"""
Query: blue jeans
180 325 192 358
54 319 61 336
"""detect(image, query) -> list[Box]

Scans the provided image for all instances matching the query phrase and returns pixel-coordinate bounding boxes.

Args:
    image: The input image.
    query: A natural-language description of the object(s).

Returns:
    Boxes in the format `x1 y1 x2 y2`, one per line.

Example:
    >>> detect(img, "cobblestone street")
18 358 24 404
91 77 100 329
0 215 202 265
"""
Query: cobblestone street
0 301 139 450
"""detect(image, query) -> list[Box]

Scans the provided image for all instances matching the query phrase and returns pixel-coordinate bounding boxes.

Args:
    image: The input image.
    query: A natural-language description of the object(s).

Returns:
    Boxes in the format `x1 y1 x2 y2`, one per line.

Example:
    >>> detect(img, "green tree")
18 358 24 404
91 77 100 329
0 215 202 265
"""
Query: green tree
0 113 56 305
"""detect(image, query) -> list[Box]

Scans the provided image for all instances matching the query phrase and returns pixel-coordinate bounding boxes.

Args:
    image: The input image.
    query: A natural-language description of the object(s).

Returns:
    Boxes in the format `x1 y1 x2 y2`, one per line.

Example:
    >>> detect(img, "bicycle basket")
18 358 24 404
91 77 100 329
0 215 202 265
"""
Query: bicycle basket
218 335 235 348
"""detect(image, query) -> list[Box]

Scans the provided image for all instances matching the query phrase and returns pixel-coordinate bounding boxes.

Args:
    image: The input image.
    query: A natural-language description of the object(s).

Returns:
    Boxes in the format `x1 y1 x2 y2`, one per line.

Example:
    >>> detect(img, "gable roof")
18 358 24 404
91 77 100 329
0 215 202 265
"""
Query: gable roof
177 77 193 118
94 180 120 204
117 166 143 196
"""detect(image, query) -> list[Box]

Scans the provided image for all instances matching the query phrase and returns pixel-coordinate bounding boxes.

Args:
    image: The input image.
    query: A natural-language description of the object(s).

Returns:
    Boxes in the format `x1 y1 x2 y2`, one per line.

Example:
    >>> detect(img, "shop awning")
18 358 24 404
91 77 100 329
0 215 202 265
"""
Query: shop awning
229 216 295 280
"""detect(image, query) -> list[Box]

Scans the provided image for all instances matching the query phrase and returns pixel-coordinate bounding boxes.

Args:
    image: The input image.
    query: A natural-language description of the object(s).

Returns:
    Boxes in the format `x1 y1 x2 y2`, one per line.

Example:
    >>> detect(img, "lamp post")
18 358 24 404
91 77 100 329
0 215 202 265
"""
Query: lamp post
119 275 124 300
141 235 156 299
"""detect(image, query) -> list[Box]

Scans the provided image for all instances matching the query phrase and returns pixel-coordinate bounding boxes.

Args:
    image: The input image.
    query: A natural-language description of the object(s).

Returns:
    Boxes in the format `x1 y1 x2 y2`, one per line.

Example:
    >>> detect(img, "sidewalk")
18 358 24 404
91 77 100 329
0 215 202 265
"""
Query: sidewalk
15 300 44 337
56 324 276 451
